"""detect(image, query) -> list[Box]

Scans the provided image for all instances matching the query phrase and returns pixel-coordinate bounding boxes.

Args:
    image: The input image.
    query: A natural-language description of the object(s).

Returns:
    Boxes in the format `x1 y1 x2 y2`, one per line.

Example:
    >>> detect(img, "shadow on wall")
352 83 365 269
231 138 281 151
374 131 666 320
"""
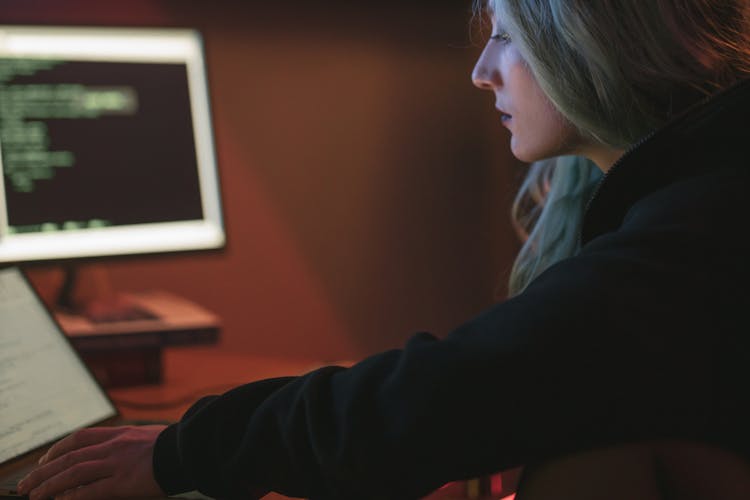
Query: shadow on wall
2 0 522 361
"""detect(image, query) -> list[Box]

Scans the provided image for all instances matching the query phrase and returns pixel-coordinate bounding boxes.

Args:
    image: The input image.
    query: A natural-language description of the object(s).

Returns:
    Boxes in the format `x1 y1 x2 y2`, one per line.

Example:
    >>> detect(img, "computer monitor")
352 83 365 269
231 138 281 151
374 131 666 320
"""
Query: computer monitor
0 26 224 264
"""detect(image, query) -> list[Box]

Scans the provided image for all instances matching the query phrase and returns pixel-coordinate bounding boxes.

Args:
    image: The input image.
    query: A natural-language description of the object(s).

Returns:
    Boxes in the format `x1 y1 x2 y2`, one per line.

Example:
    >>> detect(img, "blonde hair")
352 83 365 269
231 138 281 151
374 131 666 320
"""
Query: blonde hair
475 0 750 296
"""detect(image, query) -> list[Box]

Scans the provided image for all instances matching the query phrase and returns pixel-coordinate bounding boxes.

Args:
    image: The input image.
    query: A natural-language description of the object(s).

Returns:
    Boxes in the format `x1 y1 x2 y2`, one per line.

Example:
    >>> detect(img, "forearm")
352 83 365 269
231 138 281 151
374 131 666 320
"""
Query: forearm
151 329 542 498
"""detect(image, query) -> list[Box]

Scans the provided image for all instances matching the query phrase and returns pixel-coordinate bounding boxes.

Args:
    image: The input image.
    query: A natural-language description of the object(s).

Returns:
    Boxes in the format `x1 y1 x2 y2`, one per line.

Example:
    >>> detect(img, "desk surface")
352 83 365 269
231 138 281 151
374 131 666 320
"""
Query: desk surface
107 346 507 500
108 346 325 422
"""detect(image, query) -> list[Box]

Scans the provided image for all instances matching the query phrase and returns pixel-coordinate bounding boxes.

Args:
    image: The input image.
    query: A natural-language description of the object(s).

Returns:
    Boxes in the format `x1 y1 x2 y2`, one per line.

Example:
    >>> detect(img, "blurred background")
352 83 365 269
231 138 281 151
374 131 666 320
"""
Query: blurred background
1 0 522 363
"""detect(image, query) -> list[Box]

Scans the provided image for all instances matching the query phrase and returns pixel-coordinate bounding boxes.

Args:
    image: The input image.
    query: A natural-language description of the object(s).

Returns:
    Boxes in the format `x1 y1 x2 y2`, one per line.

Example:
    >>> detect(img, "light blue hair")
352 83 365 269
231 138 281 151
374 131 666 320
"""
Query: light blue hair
508 157 602 296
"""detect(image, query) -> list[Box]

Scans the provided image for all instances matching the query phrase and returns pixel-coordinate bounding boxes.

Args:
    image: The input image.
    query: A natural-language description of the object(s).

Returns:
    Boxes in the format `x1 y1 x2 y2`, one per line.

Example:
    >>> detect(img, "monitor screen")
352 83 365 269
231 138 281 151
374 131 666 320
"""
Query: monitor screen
0 26 224 263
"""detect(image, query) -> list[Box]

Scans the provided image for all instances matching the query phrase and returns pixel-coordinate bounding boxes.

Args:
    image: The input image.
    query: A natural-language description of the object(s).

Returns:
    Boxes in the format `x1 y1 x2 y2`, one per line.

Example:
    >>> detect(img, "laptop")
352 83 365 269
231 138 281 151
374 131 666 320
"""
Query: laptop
0 266 210 499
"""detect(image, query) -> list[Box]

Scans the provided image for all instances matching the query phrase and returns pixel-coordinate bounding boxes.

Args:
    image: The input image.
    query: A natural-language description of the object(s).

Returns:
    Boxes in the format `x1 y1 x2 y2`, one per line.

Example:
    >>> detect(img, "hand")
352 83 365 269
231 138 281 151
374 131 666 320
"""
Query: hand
17 425 167 500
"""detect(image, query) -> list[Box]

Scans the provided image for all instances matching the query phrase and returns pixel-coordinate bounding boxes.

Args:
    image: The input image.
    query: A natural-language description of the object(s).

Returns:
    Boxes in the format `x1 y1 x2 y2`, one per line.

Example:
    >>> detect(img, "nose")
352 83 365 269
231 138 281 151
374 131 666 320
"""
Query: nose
472 44 500 90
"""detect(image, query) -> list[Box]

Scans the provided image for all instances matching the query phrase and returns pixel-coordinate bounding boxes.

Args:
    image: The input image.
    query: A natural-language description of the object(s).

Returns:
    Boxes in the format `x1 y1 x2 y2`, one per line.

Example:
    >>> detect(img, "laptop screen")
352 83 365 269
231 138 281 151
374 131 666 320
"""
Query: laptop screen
0 267 116 465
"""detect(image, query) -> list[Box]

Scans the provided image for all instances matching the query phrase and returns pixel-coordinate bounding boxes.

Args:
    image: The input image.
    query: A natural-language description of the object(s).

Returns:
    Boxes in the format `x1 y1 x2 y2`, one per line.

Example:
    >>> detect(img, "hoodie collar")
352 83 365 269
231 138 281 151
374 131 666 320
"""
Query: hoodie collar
580 78 750 246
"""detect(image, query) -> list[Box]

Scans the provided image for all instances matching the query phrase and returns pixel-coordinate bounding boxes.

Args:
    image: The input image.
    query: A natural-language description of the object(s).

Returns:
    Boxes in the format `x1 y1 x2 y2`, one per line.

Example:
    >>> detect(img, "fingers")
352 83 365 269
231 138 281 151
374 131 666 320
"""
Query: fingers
18 427 130 497
20 441 110 493
24 459 111 500
17 425 167 500
40 427 127 465
51 479 111 500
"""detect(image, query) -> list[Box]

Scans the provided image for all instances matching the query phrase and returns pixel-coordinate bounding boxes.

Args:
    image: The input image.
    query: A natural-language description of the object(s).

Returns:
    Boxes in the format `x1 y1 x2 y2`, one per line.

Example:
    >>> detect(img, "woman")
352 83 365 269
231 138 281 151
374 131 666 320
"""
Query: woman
18 1 750 498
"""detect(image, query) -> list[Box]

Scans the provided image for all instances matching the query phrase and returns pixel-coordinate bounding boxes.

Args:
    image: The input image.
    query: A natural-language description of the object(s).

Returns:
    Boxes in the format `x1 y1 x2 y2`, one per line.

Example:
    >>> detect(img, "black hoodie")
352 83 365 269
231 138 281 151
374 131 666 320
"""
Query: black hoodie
153 79 750 499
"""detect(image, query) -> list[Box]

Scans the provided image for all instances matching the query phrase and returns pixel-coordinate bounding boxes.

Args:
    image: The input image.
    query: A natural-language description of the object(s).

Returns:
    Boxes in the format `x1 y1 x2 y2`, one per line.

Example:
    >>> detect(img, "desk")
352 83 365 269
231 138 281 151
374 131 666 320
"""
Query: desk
107 346 510 500
108 346 323 422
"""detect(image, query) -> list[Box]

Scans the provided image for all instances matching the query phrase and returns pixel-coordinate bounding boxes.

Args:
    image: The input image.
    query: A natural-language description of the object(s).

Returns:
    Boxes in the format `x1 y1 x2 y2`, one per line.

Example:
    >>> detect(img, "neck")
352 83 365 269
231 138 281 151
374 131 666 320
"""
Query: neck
586 146 625 172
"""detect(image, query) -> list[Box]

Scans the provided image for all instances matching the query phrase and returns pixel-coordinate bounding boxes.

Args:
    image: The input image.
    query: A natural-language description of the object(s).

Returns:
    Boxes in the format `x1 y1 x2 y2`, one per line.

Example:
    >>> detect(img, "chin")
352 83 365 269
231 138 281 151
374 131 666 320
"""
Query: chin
510 143 549 163
510 136 569 163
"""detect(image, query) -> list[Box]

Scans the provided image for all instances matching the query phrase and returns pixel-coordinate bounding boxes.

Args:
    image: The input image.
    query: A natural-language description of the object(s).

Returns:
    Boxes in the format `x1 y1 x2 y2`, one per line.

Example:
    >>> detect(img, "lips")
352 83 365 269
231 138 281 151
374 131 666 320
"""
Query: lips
496 106 512 122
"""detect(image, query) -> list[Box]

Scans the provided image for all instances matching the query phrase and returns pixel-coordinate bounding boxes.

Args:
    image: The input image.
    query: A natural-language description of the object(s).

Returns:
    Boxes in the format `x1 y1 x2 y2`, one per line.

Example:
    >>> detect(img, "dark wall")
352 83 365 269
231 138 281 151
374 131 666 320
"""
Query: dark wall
2 0 523 361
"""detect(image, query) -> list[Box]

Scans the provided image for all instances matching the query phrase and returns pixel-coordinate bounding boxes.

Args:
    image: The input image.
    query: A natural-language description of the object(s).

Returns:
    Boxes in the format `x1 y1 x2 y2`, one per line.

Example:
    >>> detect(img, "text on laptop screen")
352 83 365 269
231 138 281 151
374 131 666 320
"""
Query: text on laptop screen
0 267 116 464
0 26 224 263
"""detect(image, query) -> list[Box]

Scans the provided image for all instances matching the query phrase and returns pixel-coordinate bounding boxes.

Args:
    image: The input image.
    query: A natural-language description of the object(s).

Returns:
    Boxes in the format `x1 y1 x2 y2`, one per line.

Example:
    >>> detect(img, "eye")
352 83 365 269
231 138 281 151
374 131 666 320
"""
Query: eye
490 32 511 44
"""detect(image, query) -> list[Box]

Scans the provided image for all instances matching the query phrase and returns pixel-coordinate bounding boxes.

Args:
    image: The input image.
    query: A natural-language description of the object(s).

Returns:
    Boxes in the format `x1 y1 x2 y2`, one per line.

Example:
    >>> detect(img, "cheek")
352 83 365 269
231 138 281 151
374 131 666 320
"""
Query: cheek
539 104 577 148
511 104 579 162
504 52 581 161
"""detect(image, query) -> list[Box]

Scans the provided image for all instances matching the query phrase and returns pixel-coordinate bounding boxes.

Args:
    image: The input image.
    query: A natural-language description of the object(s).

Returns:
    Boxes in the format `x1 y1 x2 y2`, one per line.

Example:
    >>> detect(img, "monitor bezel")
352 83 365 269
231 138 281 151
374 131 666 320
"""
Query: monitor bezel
0 25 226 265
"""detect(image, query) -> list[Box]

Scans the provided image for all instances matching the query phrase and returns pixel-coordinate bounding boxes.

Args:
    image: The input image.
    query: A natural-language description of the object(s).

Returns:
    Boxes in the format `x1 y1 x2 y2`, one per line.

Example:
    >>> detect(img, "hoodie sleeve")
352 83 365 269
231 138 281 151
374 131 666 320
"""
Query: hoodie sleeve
152 242 705 499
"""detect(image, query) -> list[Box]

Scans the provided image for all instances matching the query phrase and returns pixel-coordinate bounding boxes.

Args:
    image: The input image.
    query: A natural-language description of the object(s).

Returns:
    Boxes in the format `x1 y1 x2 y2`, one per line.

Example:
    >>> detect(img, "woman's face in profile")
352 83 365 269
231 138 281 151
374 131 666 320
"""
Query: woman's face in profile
472 19 581 163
